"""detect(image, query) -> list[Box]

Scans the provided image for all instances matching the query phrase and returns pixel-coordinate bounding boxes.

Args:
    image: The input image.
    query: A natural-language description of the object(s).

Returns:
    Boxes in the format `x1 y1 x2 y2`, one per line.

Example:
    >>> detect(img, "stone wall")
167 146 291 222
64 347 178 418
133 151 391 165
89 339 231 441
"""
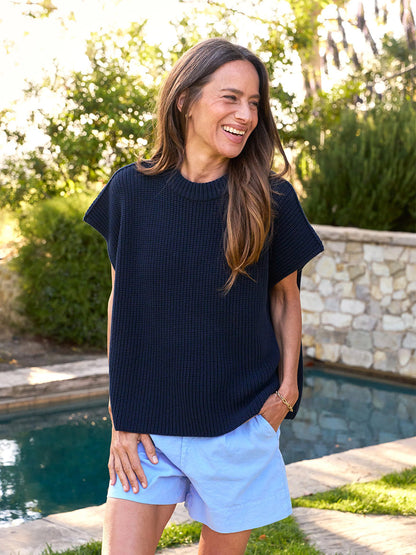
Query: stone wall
302 225 416 378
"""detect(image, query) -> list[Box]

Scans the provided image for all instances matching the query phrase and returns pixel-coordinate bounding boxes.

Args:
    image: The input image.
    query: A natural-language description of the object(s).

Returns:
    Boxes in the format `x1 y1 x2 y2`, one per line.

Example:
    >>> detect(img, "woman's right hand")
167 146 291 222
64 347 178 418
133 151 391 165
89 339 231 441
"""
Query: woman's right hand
108 425 159 494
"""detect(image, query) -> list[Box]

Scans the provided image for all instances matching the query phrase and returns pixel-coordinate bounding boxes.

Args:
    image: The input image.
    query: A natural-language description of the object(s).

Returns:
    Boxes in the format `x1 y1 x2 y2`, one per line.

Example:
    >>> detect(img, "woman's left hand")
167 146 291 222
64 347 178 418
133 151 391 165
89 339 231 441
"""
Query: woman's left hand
259 387 299 432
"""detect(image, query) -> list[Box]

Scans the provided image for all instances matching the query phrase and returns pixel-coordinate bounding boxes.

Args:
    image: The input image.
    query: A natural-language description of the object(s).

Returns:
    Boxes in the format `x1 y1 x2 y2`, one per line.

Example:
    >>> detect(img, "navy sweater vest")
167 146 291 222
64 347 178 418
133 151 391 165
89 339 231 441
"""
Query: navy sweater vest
84 164 323 436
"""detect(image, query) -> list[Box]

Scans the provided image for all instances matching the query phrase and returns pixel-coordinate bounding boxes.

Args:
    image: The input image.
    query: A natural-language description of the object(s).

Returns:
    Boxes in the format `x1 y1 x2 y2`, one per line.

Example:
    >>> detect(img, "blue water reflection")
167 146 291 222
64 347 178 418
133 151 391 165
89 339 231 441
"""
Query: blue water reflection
281 366 416 463
0 366 415 525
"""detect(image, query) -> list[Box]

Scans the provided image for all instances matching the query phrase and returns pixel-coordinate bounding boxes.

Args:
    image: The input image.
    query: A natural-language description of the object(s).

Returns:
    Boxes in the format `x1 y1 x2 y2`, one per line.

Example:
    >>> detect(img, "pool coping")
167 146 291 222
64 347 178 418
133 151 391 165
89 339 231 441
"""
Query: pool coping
0 357 109 412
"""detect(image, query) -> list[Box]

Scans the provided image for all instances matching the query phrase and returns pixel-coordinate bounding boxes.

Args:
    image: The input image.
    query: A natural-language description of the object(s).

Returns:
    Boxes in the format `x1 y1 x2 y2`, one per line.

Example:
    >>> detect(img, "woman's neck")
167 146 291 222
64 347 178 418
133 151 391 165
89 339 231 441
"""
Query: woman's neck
180 153 229 183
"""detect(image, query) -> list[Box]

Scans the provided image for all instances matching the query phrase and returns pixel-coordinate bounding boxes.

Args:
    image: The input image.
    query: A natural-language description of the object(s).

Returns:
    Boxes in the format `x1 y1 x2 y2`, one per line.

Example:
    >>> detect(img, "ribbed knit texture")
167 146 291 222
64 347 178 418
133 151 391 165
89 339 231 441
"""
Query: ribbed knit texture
84 163 324 436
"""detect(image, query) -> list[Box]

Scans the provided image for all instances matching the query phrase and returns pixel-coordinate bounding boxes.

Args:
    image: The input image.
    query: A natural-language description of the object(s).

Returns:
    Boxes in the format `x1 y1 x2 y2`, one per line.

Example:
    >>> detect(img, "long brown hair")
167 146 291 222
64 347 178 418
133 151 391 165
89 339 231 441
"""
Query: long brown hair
137 38 289 293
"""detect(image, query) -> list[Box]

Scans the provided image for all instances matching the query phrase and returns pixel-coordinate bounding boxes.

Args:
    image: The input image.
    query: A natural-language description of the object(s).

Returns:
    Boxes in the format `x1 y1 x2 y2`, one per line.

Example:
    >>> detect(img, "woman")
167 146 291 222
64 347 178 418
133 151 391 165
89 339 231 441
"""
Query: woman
84 38 323 555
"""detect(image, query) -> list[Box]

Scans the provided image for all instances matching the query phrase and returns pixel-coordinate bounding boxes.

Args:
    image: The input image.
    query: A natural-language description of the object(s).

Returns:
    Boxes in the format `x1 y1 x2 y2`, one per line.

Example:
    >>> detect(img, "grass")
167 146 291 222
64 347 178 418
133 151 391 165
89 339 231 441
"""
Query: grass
157 521 202 549
245 516 321 554
42 467 416 555
292 466 416 516
41 517 320 554
40 522 203 554
42 543 102 555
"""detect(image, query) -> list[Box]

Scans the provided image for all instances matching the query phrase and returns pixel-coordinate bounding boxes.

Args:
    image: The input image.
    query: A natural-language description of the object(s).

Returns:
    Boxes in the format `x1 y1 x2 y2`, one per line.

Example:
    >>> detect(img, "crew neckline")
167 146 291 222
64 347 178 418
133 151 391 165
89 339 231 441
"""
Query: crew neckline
167 169 228 201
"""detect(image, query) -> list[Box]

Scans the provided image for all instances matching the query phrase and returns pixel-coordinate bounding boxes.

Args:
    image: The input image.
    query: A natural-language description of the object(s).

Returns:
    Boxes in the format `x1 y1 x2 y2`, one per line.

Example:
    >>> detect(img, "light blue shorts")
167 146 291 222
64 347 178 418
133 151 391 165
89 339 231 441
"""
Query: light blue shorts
107 414 292 533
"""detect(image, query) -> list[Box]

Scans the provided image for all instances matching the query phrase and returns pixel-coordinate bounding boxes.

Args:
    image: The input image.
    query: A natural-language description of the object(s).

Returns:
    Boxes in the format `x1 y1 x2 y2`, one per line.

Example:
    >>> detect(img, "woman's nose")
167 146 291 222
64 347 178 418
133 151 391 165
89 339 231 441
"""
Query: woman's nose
235 102 251 122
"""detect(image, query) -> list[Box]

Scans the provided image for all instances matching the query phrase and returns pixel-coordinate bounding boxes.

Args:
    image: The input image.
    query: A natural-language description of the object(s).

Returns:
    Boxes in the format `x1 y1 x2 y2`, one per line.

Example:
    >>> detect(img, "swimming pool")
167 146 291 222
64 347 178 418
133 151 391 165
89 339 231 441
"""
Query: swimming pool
0 366 415 526
280 366 416 463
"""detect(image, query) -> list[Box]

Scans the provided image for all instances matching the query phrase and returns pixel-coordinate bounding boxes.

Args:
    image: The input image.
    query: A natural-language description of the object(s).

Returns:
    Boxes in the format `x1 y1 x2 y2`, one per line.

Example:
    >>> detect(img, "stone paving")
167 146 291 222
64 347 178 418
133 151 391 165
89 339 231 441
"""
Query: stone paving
0 358 415 554
293 507 416 555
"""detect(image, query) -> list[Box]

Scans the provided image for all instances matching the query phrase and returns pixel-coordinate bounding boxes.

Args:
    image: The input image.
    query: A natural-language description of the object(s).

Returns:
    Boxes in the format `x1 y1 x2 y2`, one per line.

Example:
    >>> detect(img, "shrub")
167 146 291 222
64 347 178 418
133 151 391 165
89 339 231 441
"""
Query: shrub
297 100 416 232
13 193 110 347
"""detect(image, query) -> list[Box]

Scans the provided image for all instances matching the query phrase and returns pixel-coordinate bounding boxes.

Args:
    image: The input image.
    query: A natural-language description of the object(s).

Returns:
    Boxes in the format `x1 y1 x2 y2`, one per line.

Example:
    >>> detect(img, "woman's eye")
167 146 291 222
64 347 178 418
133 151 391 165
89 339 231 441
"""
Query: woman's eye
224 95 237 101
250 101 259 108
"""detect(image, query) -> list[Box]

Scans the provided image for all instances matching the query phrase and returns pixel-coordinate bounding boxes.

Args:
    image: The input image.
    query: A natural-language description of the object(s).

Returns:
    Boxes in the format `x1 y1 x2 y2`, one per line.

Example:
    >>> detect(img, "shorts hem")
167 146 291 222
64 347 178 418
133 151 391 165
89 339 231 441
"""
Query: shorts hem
107 489 186 506
186 496 293 534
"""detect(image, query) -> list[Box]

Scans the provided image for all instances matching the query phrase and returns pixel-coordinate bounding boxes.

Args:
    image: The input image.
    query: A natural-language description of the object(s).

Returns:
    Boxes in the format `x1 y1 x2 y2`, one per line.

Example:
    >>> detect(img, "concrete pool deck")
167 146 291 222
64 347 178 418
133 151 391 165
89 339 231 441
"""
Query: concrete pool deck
1 358 415 554
0 357 109 412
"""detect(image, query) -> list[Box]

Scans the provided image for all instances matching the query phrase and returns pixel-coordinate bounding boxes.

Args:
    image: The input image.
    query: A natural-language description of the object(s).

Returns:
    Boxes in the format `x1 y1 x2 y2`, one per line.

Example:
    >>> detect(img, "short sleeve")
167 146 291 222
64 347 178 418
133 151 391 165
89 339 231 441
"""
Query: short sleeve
269 178 324 287
83 169 123 268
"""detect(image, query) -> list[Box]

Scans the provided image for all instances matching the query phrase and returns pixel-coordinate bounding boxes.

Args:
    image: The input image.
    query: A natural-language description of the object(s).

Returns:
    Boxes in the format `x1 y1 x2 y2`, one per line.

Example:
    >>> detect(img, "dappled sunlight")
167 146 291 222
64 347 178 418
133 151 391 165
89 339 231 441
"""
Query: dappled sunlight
27 367 74 385
333 439 416 478
293 506 416 554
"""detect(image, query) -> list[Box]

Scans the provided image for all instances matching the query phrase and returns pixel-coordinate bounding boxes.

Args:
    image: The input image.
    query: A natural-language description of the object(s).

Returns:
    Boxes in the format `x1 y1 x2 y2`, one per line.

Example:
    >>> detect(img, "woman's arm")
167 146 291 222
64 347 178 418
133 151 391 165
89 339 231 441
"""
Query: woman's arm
270 269 301 399
107 265 158 494
259 270 301 430
107 265 115 359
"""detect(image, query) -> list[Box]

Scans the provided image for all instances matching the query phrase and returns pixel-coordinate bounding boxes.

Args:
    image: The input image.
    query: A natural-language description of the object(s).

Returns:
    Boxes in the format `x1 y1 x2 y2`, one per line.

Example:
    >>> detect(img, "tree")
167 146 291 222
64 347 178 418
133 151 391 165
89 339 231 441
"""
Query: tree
11 0 57 18
0 22 166 208
401 0 416 51
1 0 415 209
1 5 297 208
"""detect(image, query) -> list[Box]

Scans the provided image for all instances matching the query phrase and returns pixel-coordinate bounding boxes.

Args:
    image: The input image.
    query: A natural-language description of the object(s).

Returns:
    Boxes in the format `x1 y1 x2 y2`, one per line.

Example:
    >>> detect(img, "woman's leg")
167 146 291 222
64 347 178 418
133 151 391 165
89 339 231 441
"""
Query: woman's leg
102 498 176 555
198 524 252 555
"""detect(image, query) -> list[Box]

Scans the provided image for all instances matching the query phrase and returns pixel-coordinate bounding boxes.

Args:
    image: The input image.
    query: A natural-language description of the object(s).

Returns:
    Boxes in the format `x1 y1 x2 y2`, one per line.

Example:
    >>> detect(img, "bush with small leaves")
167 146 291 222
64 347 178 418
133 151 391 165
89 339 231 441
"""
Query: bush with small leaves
298 99 416 232
13 192 110 347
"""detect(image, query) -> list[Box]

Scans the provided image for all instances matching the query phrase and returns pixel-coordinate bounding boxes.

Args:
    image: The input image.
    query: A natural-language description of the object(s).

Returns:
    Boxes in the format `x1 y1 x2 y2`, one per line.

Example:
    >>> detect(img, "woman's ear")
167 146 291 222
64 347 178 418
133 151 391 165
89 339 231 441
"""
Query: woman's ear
177 91 187 113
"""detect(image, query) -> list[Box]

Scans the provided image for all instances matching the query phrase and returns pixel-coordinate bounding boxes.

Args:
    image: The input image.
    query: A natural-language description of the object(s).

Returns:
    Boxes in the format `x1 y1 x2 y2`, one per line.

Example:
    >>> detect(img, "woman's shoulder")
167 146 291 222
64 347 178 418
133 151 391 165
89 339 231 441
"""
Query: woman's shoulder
269 171 292 189
269 173 298 204
109 160 169 185
109 162 143 184
106 162 161 195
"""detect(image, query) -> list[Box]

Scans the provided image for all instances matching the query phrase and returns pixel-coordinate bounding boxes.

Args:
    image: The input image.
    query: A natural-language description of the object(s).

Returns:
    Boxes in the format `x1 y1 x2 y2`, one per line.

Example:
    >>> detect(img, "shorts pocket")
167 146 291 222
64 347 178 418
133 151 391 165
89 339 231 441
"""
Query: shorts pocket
256 414 278 436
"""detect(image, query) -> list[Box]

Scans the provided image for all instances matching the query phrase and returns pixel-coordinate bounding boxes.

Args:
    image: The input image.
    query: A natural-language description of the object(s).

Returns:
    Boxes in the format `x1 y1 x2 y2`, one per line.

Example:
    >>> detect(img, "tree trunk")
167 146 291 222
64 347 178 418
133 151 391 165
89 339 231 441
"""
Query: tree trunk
337 8 361 71
357 1 379 55
400 0 416 50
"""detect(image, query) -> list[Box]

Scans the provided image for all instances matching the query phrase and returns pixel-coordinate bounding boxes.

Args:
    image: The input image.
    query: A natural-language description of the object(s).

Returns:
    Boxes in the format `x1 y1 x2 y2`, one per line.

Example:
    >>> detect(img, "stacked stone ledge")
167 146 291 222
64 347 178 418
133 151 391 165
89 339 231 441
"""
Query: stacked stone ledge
302 225 416 378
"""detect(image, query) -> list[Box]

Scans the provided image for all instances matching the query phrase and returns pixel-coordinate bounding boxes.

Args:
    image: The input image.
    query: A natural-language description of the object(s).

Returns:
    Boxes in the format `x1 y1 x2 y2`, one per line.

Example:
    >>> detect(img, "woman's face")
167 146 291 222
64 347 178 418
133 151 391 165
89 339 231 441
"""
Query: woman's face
183 60 260 166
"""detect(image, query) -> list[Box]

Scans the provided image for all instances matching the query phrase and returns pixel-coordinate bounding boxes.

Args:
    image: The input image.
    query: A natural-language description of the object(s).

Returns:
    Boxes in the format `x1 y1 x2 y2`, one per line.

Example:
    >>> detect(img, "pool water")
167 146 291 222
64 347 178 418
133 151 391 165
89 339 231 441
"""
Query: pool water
0 366 415 526
280 366 416 463
0 400 110 527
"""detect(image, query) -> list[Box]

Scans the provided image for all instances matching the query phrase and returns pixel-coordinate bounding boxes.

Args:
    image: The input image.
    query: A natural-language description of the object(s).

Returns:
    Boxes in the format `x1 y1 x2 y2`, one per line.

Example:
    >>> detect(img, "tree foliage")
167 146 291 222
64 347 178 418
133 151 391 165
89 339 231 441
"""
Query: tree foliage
1 0 415 219
12 0 57 18
0 23 165 207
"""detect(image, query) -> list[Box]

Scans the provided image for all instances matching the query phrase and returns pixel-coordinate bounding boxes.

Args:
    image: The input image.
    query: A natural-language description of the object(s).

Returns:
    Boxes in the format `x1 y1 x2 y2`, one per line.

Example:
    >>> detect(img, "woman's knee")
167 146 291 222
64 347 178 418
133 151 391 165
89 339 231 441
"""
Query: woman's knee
198 524 252 555
102 498 176 555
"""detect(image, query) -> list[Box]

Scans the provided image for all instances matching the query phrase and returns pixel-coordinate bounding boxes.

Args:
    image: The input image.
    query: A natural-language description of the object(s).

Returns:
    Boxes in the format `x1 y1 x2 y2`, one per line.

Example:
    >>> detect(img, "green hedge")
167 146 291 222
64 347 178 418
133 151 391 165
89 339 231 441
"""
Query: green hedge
13 193 110 347
297 100 416 232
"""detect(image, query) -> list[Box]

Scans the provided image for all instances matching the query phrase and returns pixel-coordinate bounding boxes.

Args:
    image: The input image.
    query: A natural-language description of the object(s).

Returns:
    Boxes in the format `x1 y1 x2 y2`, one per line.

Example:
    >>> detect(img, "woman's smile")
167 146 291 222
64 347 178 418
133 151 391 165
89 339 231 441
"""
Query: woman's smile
221 125 247 142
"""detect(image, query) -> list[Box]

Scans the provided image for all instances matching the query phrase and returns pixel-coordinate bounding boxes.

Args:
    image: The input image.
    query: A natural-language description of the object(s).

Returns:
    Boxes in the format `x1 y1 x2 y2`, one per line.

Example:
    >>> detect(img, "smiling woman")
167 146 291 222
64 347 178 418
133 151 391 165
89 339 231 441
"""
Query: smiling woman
83 38 324 555
138 39 292 294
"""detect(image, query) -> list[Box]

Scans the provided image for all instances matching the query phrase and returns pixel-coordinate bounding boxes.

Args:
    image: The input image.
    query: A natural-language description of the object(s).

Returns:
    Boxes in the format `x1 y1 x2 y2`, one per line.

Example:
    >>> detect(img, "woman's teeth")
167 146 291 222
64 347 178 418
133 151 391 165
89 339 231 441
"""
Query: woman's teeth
222 126 245 136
